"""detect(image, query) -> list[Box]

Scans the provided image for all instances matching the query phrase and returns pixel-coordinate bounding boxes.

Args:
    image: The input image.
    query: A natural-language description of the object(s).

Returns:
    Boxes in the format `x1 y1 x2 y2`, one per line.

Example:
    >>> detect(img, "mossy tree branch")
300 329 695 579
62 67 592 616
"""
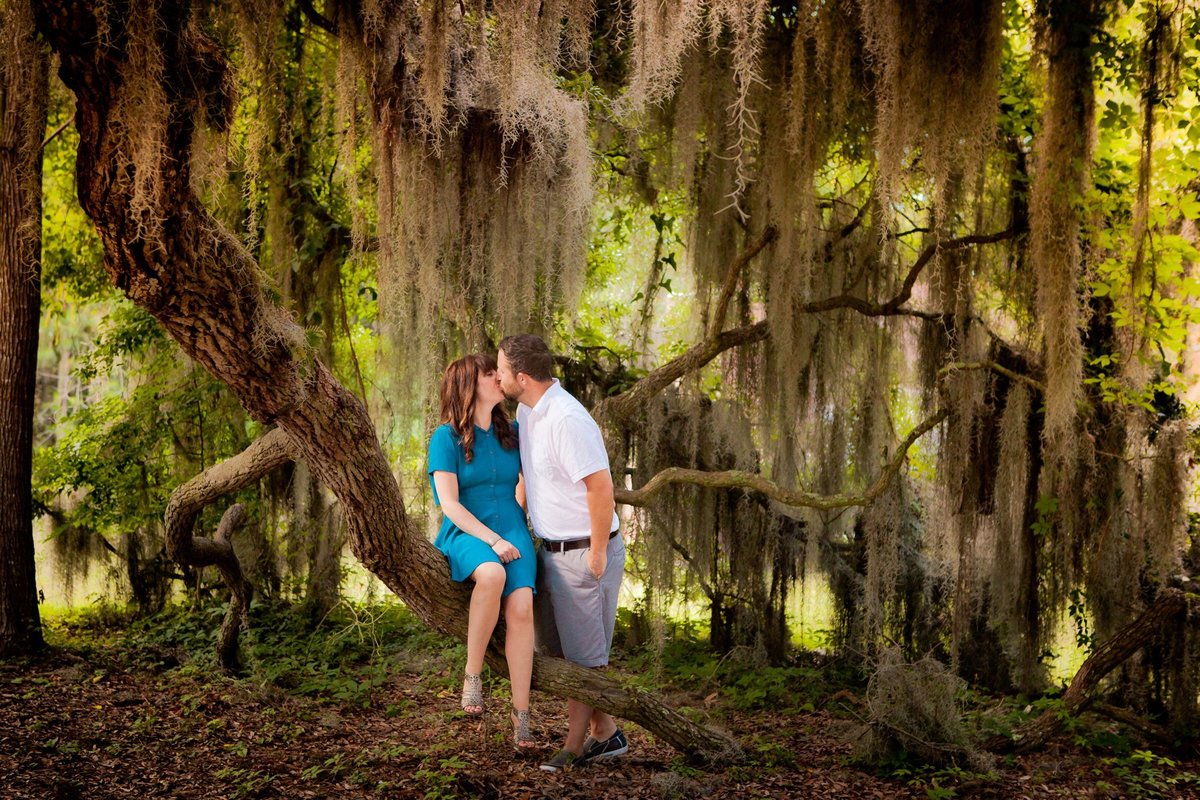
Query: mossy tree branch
795 229 1018 317
938 361 1045 393
597 321 770 425
615 409 948 509
598 229 1019 428
709 225 778 337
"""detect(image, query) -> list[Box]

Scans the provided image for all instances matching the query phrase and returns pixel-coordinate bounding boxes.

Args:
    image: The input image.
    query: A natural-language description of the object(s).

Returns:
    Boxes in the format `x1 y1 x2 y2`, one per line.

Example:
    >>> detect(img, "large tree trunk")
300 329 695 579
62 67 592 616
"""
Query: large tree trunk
33 0 737 763
0 0 48 658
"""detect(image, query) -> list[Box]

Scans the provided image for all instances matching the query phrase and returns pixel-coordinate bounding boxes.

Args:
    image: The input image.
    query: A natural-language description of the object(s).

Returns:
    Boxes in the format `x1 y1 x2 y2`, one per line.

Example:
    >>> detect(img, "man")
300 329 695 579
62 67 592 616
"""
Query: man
496 334 628 773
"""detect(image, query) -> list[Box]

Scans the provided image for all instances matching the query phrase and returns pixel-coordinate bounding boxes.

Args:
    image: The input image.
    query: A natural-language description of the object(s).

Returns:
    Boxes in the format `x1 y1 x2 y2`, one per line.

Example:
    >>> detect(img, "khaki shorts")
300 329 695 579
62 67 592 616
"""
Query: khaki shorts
534 533 625 668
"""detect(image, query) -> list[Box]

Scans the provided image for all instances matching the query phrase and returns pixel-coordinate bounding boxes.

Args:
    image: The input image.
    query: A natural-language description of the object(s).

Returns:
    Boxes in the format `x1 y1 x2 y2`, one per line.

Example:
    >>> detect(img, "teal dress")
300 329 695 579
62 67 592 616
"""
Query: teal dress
427 422 536 597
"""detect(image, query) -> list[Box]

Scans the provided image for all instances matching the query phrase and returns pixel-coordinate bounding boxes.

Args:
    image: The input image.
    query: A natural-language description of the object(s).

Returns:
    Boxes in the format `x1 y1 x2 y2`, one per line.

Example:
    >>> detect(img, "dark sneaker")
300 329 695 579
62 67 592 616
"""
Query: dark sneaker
579 728 629 763
539 749 578 773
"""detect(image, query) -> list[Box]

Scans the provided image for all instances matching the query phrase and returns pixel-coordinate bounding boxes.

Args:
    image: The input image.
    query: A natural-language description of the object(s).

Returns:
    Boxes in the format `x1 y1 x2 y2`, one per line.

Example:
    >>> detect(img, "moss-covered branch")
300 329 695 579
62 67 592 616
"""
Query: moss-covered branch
939 360 1045 393
796 229 1017 317
163 428 296 671
598 230 1017 427
597 321 770 425
615 409 948 509
709 225 778 336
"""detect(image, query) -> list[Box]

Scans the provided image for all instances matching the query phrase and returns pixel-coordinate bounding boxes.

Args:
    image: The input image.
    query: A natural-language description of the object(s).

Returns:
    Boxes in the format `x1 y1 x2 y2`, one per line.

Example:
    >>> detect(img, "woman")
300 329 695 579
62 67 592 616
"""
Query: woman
427 353 537 751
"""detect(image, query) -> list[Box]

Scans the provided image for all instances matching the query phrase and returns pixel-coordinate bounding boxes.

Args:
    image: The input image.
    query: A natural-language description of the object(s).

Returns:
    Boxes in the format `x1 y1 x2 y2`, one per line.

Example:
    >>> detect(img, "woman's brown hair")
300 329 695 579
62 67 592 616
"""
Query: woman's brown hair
438 353 518 462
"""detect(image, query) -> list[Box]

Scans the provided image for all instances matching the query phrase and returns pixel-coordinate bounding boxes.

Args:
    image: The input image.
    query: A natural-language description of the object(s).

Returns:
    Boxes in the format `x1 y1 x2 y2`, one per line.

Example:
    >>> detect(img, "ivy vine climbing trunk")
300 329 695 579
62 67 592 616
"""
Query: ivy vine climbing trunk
32 0 738 763
0 0 48 658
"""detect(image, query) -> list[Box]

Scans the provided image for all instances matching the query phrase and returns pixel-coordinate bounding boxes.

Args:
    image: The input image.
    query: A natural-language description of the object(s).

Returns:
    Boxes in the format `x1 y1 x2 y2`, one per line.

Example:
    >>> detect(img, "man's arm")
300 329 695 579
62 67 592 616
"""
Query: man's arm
581 469 615 579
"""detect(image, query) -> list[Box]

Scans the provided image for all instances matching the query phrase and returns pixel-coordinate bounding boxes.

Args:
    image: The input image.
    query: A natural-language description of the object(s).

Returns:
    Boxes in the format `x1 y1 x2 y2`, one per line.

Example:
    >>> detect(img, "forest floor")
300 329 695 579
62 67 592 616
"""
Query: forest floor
2 602 1199 799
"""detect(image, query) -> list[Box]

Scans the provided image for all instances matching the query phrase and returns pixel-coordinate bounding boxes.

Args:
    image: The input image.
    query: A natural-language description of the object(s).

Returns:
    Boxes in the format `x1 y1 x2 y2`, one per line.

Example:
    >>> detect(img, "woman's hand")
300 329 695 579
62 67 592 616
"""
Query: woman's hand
491 538 520 563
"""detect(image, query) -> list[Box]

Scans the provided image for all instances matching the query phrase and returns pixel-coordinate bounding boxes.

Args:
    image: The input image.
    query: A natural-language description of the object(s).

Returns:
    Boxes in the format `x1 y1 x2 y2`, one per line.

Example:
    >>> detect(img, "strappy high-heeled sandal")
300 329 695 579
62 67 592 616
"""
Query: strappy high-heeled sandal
461 672 483 716
511 707 535 752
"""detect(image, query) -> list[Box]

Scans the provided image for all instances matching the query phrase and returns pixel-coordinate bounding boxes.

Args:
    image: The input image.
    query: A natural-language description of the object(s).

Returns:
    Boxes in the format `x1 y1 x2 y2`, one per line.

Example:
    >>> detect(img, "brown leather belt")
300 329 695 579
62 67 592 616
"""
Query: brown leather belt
540 528 619 553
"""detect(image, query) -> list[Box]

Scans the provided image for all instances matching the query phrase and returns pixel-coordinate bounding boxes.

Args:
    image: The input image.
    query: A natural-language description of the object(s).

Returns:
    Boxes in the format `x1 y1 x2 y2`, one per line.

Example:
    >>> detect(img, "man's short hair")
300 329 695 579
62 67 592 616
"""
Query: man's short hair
499 334 554 381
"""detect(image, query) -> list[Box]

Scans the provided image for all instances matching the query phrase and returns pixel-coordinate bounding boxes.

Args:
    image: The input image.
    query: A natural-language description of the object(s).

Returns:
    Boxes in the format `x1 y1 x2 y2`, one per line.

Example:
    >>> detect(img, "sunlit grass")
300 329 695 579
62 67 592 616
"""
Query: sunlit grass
787 574 838 651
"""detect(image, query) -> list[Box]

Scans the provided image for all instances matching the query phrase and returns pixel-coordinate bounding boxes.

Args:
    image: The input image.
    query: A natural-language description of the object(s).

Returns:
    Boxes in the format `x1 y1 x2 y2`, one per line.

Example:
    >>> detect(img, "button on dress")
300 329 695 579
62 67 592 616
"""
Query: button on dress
427 422 536 596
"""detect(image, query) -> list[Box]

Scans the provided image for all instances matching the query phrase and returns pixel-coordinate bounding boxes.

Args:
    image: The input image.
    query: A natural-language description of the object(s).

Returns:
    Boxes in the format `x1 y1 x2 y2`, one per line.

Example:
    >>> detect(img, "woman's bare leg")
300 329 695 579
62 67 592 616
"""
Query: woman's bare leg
463 562 506 712
503 588 534 712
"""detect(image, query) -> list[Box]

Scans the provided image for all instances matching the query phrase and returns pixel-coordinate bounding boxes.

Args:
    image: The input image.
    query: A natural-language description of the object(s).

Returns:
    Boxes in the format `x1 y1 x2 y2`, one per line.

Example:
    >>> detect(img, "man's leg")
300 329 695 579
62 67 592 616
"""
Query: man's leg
566 699 593 754
590 707 617 741
533 549 563 658
583 536 627 752
539 547 606 758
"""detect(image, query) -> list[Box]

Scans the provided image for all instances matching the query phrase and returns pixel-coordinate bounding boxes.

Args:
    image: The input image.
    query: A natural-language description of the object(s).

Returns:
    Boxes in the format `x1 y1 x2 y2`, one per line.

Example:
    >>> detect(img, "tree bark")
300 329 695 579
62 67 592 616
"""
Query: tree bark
33 0 739 763
0 0 49 658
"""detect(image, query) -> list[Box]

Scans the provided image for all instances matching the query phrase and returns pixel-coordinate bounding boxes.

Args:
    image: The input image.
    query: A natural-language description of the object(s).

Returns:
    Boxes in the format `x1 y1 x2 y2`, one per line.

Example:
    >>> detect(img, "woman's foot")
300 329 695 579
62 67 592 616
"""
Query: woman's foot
461 672 483 716
511 707 535 752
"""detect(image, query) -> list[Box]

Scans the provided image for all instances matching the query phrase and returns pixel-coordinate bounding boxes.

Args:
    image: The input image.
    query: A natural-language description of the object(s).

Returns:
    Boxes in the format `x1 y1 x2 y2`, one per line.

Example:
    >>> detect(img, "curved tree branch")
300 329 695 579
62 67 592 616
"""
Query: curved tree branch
298 0 337 35
598 321 770 425
211 504 250 670
598 230 1019 427
615 409 948 509
938 360 1045 393
797 229 1017 317
163 428 297 671
709 225 777 337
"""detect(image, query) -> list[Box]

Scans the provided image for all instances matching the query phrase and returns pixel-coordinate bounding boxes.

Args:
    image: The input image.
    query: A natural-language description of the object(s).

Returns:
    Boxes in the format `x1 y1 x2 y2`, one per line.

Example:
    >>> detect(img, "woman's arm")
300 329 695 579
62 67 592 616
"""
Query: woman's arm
516 473 527 512
432 470 520 562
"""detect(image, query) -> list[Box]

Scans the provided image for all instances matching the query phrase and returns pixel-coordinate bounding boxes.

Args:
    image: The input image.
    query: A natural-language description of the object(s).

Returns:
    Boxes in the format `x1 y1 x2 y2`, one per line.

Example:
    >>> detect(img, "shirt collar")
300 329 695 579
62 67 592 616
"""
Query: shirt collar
524 379 563 419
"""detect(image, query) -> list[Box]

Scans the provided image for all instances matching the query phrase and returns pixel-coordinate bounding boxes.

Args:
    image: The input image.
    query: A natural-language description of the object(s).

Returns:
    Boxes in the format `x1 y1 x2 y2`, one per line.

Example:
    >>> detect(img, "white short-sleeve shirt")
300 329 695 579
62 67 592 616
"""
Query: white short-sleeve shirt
517 380 620 541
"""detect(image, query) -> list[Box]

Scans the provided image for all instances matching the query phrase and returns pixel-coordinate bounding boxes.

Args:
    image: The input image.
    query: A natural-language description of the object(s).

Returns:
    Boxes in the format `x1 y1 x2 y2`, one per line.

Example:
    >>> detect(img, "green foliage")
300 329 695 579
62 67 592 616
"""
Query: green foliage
213 768 277 800
414 754 468 800
565 190 691 369
1067 588 1096 652
1102 750 1200 799
41 86 107 304
962 692 1042 746
621 634 861 714
115 600 450 707
34 317 248 538
1031 495 1059 539
882 759 1000 800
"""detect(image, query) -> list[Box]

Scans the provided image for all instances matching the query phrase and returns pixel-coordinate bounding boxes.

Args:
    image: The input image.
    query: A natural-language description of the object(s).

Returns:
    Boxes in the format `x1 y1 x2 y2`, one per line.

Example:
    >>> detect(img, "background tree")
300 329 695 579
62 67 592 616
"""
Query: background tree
0 0 49 657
